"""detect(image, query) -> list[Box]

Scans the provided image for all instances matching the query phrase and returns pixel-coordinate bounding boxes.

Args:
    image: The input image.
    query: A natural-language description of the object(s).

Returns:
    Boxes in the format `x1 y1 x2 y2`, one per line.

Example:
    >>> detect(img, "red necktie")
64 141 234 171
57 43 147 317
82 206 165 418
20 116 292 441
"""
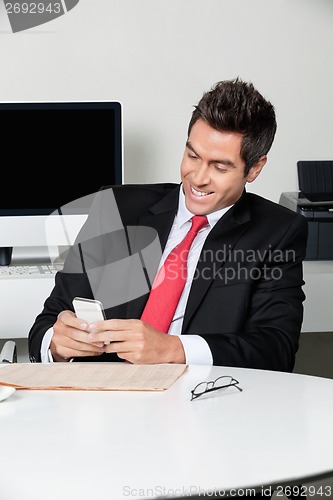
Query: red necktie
141 215 208 333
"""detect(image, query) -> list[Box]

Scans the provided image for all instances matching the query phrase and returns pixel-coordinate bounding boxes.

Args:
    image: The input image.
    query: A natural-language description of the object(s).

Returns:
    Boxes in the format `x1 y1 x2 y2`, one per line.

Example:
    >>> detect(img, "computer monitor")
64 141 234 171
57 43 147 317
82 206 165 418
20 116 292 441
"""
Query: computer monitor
0 100 123 265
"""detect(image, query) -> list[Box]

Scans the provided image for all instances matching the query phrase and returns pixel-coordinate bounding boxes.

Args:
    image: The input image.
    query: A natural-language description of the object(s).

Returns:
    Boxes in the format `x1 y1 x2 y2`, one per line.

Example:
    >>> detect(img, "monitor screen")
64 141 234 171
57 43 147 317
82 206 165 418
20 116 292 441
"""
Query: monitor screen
0 100 123 215
0 100 123 265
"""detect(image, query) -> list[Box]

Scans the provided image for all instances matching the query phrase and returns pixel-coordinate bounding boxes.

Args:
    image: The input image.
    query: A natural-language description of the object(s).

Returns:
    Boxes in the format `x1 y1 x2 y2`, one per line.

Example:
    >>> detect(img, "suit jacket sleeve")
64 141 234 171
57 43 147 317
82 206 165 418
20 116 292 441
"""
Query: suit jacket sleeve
28 183 177 362
184 207 308 372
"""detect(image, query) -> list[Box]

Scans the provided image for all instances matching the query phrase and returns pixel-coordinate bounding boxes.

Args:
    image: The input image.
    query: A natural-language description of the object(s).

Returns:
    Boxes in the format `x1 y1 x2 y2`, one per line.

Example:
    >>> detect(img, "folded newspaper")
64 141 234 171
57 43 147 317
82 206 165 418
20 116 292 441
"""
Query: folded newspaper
0 362 188 391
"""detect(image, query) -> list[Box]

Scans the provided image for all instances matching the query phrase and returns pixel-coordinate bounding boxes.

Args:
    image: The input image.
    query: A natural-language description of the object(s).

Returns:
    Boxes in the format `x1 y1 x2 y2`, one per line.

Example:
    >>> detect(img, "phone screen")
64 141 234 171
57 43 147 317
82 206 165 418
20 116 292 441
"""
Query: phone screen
72 297 106 323
72 297 109 343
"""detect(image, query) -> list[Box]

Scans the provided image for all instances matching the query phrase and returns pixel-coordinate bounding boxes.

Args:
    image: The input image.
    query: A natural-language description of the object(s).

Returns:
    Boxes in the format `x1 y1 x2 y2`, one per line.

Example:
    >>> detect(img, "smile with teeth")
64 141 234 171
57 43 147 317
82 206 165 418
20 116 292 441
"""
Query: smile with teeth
191 186 213 197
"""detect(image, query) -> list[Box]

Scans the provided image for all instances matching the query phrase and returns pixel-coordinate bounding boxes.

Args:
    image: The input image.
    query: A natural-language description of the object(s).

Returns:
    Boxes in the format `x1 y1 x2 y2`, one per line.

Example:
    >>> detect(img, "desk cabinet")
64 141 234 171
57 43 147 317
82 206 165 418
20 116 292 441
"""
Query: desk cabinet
302 261 333 332
0 277 55 339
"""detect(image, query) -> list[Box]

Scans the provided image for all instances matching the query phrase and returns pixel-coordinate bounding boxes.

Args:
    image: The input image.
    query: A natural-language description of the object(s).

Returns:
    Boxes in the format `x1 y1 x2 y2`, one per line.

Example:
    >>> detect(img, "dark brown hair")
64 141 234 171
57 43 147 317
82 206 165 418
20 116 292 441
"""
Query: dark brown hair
188 78 277 175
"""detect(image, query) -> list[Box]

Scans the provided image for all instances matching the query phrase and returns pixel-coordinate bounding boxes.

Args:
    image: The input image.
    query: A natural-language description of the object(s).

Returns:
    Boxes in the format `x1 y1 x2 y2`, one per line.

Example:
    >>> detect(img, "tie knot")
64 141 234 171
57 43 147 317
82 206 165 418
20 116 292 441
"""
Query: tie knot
190 215 208 234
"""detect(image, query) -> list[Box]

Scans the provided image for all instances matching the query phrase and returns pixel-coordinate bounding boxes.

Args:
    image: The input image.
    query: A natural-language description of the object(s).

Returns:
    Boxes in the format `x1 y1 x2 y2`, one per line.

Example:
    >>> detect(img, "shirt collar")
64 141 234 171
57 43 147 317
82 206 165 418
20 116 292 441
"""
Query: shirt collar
176 184 233 230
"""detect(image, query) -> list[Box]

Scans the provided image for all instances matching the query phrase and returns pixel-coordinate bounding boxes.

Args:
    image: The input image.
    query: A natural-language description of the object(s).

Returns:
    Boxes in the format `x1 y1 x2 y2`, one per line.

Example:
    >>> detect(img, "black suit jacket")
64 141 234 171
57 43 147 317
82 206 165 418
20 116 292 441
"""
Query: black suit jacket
28 183 308 371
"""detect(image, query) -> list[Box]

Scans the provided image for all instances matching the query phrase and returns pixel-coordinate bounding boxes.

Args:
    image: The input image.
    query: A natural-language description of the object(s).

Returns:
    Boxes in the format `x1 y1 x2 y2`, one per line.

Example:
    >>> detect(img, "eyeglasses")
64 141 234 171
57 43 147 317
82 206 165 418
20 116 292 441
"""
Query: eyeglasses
190 375 243 401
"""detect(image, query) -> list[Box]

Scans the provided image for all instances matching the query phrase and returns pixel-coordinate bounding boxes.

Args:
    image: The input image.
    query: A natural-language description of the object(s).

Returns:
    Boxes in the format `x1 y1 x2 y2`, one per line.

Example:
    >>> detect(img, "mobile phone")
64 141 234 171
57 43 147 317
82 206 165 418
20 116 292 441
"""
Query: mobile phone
72 297 109 344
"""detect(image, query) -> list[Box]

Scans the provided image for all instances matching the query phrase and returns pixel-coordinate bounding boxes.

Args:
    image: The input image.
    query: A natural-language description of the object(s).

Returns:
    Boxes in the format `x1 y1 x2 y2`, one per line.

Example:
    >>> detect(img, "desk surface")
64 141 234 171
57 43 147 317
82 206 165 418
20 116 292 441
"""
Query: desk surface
1 364 333 500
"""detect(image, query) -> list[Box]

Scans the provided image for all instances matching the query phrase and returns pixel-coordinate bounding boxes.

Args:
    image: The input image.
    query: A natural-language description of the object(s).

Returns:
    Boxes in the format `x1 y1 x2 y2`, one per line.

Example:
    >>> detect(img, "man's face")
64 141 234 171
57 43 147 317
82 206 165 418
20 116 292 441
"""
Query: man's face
180 119 266 215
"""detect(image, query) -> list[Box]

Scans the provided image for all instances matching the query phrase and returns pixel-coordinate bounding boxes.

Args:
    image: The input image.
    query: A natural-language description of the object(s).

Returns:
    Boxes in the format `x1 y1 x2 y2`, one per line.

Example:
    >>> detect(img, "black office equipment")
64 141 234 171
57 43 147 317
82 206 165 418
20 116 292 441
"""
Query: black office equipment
279 160 333 260
297 160 333 202
0 101 123 265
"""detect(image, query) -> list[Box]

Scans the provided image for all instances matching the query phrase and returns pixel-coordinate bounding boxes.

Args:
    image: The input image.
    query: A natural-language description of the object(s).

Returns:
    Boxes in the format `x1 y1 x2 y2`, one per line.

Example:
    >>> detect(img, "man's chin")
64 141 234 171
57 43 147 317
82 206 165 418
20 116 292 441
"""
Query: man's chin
184 196 214 215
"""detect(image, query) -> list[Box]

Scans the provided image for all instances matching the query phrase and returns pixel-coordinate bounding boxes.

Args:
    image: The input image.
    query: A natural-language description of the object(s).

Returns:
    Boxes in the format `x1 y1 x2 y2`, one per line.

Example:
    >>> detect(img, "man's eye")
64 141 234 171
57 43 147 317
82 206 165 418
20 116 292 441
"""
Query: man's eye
188 153 198 160
214 165 227 173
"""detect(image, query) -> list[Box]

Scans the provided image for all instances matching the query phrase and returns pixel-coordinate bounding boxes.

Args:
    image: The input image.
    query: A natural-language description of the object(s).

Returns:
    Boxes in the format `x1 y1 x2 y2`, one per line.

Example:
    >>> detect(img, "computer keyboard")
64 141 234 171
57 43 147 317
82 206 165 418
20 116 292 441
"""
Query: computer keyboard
0 263 62 279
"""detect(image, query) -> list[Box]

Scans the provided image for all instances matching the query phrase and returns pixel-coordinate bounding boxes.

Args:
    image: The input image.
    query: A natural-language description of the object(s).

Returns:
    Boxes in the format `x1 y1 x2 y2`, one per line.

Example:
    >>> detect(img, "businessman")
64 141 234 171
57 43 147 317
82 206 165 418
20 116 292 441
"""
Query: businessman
28 77 308 370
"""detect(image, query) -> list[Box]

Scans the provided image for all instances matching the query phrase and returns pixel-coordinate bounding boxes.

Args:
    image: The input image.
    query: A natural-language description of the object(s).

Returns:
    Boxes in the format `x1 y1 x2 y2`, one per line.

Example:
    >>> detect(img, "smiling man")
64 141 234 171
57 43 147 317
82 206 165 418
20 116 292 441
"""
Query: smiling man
29 78 308 372
181 120 265 215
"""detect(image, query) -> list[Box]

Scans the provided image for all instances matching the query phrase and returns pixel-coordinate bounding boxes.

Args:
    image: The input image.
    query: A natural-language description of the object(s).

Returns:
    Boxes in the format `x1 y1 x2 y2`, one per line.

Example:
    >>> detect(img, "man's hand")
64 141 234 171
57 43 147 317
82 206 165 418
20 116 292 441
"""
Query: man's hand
50 310 106 362
87 319 186 364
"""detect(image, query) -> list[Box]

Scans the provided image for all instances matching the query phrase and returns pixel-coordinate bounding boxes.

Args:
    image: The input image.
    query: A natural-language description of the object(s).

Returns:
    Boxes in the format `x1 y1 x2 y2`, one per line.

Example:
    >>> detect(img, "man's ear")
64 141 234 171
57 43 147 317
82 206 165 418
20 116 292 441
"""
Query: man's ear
246 156 267 183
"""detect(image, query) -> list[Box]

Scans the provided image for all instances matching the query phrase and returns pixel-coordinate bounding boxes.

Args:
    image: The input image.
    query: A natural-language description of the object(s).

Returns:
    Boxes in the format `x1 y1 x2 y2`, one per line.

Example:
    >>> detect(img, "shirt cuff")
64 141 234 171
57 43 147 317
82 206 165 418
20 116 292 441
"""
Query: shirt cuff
179 335 213 365
41 328 74 363
41 327 54 363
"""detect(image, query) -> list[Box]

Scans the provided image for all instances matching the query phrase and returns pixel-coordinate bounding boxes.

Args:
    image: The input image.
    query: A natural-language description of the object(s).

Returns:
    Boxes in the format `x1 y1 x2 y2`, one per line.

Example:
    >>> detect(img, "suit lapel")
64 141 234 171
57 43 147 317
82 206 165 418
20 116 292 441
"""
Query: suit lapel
125 186 252 326
182 191 252 332
126 184 180 319
138 185 180 253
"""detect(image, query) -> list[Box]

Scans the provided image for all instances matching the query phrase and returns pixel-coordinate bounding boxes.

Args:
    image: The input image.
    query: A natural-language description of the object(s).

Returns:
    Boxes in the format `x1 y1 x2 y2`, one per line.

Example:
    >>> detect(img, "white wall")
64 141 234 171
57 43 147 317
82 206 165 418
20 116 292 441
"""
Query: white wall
1 0 333 202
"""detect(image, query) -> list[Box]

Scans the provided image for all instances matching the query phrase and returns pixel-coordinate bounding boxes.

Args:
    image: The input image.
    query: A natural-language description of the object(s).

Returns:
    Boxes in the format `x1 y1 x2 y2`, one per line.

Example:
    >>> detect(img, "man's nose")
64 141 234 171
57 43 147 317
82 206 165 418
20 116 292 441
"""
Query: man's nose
192 164 210 185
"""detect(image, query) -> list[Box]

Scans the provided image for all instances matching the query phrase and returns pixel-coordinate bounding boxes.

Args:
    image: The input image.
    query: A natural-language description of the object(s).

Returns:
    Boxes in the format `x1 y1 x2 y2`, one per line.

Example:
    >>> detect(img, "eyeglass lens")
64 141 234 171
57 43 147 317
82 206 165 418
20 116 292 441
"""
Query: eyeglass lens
192 376 241 398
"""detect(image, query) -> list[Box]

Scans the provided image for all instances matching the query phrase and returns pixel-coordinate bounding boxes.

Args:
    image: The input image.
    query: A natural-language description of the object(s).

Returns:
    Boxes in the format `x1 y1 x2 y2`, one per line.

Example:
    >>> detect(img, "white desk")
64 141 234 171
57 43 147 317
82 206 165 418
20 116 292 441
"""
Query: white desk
0 364 332 500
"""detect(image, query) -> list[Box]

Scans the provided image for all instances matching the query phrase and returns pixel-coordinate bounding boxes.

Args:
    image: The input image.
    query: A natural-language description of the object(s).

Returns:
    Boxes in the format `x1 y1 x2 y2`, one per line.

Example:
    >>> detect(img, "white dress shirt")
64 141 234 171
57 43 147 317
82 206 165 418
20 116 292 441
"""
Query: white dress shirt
41 185 232 364
161 187 232 364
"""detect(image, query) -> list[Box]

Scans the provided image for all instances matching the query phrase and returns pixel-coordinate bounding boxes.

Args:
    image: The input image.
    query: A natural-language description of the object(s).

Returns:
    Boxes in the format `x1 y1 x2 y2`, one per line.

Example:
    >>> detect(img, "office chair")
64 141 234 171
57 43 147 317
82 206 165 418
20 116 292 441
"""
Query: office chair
0 340 17 363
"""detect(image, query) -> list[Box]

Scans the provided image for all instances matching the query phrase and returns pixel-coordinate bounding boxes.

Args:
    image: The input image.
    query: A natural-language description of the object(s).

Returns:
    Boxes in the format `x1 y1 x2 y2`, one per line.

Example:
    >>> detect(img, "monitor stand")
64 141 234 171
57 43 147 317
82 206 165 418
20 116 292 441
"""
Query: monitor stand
0 247 13 266
0 245 69 266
